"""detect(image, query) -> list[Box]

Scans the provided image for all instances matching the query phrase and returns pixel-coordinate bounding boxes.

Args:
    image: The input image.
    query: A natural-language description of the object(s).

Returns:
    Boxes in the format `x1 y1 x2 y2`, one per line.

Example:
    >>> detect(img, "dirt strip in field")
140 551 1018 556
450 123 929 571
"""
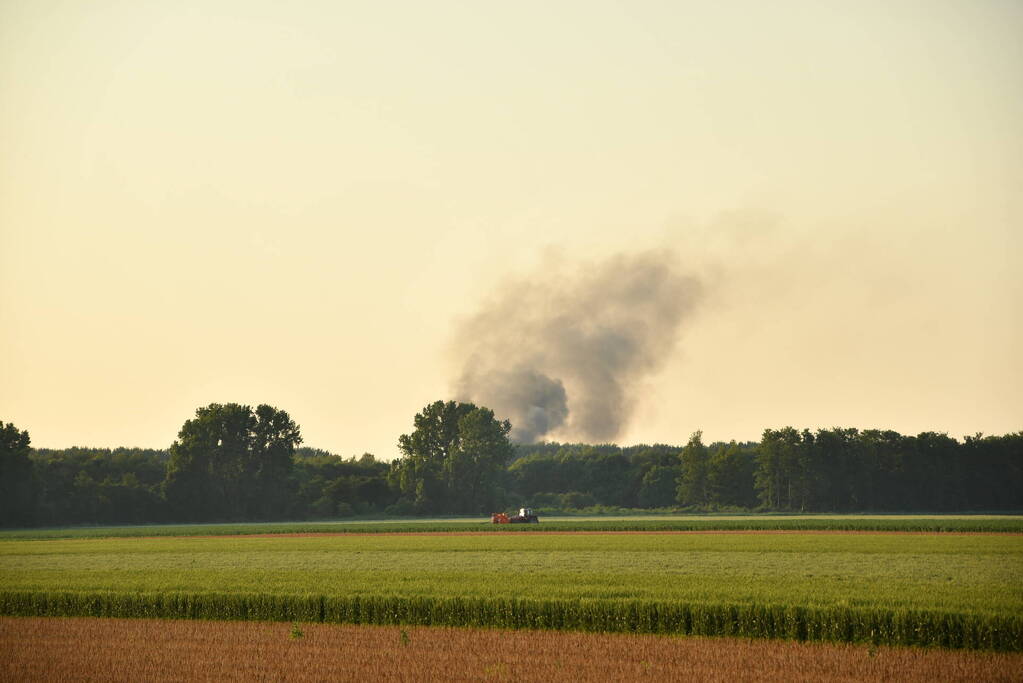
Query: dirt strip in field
2 617 1020 683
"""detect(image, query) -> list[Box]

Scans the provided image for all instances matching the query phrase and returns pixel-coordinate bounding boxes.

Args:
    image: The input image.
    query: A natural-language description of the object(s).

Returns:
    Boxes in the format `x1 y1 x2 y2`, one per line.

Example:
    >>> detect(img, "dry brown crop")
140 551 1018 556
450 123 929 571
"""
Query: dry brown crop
2 617 1022 682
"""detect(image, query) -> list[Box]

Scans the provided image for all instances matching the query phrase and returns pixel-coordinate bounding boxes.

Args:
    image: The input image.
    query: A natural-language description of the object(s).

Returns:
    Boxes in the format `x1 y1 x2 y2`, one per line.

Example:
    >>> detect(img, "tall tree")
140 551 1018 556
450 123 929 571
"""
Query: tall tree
708 441 758 508
0 421 35 527
676 431 711 507
250 404 303 518
445 407 514 512
163 403 301 521
390 400 513 514
755 427 803 509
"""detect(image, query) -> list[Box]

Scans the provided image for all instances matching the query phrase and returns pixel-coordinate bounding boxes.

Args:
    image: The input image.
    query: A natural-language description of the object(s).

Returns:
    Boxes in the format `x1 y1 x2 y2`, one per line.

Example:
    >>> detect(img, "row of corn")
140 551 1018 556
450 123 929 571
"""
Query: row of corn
1 591 1018 651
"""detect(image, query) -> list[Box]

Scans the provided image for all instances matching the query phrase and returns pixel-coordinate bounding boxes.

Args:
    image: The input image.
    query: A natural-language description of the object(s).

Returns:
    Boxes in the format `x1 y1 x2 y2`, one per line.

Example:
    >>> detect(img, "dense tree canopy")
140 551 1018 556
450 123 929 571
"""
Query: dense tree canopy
677 431 711 507
0 421 34 527
32 447 168 525
2 406 1020 529
292 449 394 518
390 400 514 514
163 403 302 521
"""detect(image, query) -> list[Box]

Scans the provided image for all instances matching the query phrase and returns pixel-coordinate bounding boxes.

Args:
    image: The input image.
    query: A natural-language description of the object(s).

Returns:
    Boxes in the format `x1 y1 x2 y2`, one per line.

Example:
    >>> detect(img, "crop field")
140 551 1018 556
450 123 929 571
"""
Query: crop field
1 514 1020 540
3 617 1022 682
2 528 1021 650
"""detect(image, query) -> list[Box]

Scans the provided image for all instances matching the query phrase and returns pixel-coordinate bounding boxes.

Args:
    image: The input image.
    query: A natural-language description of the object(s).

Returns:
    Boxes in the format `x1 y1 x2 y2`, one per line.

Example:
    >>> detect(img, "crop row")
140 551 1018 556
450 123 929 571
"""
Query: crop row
4 515 1022 540
2 591 1019 651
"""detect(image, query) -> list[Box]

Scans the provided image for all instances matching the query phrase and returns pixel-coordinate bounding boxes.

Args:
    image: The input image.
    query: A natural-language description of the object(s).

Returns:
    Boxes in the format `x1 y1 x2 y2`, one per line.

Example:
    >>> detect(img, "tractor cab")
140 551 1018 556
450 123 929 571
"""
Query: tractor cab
509 506 539 524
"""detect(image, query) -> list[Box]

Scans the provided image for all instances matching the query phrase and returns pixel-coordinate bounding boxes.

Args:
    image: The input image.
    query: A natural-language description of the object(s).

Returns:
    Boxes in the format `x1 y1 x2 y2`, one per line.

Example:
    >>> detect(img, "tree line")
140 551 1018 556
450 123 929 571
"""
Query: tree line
1 403 1020 527
0 406 393 527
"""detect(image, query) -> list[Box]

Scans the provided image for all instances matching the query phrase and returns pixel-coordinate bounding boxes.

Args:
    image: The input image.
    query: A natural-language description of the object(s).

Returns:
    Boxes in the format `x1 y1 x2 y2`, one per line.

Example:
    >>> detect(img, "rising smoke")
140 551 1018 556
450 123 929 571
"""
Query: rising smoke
452 251 702 443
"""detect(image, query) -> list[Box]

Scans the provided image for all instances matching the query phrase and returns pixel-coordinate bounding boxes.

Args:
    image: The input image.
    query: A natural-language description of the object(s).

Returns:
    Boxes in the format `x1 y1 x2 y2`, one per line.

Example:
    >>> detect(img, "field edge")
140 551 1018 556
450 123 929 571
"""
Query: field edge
4 515 1023 540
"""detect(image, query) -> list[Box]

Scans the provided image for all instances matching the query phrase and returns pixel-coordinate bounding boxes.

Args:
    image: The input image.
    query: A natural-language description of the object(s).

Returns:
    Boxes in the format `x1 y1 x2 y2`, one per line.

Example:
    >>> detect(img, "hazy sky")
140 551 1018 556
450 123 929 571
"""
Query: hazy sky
2 0 1020 459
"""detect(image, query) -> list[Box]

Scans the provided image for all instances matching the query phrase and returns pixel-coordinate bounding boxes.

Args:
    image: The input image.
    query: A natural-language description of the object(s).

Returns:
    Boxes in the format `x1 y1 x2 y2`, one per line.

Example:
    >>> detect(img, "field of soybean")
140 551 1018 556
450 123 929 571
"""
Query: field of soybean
2 524 1021 650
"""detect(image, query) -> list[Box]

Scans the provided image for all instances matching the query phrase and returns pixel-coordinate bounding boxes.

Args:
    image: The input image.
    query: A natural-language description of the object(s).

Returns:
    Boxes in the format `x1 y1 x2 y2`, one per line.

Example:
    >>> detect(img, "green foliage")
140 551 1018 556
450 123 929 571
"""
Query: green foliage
677 431 711 507
638 466 679 508
515 430 1023 514
0 590 1017 650
390 401 513 514
163 403 302 521
2 529 1021 650
755 427 802 510
29 448 169 526
4 418 1022 530
529 491 598 511
18 445 395 528
509 443 683 509
2 531 1019 614
0 422 34 527
291 450 394 519
708 442 758 508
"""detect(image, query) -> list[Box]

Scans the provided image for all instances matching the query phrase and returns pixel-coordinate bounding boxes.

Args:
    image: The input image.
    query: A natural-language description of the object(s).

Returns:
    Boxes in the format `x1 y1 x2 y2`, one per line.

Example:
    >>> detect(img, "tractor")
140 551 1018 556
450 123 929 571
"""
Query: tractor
491 507 539 524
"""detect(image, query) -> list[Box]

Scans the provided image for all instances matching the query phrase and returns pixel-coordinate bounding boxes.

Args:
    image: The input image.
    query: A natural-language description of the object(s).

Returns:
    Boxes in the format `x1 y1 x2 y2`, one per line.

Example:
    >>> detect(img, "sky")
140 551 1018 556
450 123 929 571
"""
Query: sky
1 0 1020 460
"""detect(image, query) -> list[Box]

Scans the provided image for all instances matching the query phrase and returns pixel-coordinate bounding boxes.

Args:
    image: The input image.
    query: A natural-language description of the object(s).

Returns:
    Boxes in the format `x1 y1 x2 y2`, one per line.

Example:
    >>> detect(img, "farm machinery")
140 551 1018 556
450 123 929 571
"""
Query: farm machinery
491 507 539 524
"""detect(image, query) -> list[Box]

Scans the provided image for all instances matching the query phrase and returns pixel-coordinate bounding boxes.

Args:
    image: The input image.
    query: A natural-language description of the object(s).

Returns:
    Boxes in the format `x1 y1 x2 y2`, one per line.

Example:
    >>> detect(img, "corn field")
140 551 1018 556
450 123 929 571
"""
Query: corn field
1 590 1019 651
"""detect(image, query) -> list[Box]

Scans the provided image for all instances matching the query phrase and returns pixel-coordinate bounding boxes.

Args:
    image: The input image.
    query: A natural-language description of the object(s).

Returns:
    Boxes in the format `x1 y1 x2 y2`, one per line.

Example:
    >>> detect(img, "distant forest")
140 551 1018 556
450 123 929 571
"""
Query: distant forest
1 404 1020 528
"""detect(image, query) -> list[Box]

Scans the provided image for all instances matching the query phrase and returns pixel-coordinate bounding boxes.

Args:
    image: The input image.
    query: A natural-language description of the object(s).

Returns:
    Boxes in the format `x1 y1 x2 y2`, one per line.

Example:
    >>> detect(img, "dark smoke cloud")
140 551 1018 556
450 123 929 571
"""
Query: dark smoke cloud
452 251 701 443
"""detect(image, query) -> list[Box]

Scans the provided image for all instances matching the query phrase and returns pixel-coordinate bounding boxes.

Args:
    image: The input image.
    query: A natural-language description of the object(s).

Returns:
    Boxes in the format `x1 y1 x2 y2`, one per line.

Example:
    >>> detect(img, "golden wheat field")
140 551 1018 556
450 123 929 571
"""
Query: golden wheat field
2 617 1021 682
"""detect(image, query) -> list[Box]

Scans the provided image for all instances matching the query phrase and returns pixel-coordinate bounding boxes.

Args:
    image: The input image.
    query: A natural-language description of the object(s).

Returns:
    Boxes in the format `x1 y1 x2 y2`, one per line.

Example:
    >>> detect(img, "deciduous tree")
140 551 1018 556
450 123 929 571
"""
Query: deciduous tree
391 400 513 514
0 421 34 526
163 403 301 521
676 431 711 507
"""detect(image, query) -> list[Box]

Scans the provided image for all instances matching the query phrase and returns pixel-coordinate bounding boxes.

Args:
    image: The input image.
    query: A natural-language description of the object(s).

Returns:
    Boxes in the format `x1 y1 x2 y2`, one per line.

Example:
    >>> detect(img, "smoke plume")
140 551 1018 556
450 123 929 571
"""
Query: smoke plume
452 250 701 443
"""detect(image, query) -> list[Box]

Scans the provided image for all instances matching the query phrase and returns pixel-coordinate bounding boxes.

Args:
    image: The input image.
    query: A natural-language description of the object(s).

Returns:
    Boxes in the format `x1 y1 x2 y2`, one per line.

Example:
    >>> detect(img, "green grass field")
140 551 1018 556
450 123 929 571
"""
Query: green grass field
2 533 1020 616
3 522 1020 649
2 514 1021 539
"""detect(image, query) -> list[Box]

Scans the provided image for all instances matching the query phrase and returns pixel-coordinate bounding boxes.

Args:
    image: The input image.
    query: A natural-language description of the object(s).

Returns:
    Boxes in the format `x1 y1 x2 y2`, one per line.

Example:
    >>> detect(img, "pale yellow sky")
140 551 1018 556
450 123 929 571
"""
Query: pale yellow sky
1 1 1020 459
